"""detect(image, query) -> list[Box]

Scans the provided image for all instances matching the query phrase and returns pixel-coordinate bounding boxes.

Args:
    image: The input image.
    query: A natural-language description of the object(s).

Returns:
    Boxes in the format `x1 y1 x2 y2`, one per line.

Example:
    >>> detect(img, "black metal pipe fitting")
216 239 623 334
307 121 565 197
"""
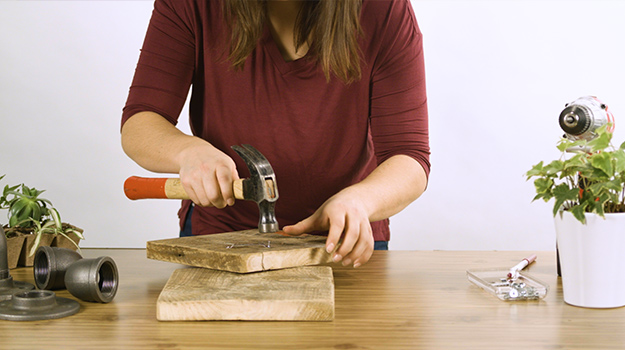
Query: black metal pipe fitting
0 290 80 321
65 256 118 303
0 226 9 280
0 227 34 300
34 246 82 290
33 246 119 303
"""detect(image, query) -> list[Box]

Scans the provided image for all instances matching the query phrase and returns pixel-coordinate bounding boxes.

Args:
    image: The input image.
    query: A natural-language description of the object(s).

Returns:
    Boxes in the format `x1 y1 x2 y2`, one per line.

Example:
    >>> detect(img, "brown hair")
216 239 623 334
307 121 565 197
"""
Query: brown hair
222 0 363 83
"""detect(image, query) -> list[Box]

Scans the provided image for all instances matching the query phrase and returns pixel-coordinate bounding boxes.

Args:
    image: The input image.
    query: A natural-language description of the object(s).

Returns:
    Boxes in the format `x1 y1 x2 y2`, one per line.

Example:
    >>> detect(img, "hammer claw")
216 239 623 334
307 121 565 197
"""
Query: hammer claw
231 144 280 233
231 144 279 197
232 145 273 177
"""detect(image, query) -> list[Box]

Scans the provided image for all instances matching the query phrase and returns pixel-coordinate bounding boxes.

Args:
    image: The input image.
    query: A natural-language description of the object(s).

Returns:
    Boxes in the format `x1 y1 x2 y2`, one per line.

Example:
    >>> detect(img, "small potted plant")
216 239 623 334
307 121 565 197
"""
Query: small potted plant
1 175 83 268
526 124 625 308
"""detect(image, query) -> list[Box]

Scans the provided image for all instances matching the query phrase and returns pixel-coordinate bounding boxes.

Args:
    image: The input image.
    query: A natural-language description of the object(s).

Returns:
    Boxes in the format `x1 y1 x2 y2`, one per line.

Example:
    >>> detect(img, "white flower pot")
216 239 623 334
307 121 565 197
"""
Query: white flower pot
554 211 625 308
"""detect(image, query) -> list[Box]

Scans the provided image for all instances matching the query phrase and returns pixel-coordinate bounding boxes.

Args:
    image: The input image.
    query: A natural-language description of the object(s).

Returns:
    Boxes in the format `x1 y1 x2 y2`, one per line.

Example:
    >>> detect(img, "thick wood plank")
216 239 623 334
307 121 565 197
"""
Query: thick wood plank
146 229 332 273
156 266 335 321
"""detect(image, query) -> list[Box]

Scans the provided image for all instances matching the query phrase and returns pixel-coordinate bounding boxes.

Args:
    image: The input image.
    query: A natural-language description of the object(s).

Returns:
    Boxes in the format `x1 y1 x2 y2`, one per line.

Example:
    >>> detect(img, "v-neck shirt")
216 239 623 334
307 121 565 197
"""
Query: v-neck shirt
122 0 430 241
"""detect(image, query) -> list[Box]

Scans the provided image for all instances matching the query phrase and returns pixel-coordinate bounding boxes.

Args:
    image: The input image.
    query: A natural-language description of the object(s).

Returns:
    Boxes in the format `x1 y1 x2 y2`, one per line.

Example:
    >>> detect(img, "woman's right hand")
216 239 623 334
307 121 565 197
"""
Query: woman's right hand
176 141 239 208
121 112 239 209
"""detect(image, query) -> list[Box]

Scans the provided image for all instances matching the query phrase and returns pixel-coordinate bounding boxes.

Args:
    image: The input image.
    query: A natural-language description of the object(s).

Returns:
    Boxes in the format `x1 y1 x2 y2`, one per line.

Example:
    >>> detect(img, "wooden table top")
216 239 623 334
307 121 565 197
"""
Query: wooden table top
2 249 624 350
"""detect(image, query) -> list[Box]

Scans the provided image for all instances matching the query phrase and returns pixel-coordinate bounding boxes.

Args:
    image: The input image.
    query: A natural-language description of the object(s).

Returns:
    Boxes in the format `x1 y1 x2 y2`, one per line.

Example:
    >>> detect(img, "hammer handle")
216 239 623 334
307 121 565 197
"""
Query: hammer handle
124 176 244 201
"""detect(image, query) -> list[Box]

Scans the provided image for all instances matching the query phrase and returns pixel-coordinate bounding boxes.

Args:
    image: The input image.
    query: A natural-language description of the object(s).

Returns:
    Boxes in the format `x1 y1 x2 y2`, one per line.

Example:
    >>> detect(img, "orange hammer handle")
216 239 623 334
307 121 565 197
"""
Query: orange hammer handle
124 177 188 200
124 176 244 200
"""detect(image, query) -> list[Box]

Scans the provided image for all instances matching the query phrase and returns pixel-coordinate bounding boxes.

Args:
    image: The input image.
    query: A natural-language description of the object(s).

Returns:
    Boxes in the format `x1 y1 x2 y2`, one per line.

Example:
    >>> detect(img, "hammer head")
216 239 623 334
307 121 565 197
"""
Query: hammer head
231 145 279 233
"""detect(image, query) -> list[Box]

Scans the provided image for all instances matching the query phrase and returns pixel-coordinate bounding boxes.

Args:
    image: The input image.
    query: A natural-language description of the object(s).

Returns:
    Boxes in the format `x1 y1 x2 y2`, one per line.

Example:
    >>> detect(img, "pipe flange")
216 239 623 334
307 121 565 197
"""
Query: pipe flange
0 290 79 321
0 278 35 302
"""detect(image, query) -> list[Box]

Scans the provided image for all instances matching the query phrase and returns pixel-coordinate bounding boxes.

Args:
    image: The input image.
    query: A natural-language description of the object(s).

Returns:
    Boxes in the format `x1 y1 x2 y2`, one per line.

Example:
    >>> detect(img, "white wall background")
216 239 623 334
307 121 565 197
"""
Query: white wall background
1 1 624 250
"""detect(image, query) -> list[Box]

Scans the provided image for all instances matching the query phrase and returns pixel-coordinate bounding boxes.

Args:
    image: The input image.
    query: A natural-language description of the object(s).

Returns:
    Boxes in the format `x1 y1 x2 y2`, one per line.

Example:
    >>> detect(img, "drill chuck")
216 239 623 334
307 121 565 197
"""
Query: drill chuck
559 96 613 141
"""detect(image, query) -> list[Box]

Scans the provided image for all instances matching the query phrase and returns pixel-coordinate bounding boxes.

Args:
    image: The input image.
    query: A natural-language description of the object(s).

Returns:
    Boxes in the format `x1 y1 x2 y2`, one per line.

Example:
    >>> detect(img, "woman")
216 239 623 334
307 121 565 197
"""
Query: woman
121 0 430 268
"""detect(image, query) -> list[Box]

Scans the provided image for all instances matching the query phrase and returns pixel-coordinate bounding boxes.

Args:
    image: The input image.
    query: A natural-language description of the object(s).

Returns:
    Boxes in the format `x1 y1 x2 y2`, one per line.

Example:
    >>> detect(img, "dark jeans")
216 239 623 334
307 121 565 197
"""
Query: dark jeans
180 205 389 251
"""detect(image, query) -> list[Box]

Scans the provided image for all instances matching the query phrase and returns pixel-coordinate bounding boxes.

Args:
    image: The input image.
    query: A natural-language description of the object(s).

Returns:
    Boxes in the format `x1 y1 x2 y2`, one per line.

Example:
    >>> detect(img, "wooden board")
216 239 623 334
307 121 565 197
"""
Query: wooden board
156 266 334 321
147 229 332 273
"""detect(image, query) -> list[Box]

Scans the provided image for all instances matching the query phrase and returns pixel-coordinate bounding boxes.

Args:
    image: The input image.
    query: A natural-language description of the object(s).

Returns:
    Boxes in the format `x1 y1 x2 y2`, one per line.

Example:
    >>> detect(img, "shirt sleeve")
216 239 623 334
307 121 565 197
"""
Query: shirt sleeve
368 0 431 178
121 0 196 128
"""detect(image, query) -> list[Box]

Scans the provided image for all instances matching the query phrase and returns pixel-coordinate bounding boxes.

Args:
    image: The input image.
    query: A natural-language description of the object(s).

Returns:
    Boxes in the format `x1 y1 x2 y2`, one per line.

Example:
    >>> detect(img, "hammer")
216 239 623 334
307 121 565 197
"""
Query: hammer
123 144 279 233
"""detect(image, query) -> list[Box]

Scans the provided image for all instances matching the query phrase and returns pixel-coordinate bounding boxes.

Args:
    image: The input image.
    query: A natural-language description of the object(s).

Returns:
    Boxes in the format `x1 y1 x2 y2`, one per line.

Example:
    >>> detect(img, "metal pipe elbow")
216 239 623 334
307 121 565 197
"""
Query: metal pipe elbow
33 246 119 303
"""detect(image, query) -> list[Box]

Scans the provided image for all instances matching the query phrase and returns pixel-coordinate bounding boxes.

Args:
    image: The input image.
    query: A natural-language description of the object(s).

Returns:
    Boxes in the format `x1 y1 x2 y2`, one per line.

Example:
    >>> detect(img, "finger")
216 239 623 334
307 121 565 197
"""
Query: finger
327 214 346 262
215 166 235 207
185 185 202 206
180 173 209 207
348 221 374 268
282 216 316 236
335 216 359 262
202 172 224 208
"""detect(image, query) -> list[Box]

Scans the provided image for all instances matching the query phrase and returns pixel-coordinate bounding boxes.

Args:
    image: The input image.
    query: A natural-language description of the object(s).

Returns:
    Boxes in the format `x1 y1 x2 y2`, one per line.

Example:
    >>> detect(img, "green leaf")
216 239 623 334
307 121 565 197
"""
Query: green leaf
29 203 42 222
526 161 544 178
614 150 625 173
50 208 62 230
588 181 621 194
578 166 611 181
563 153 586 169
534 178 553 194
620 141 625 150
21 185 33 197
57 232 82 252
551 184 579 216
596 123 612 135
68 229 84 240
557 139 588 152
593 193 611 217
32 188 45 198
533 192 553 202
570 204 588 224
552 184 579 199
9 199 28 217
41 220 55 230
587 132 611 152
5 190 25 198
544 160 564 175
29 232 43 257
589 194 605 217
589 152 614 177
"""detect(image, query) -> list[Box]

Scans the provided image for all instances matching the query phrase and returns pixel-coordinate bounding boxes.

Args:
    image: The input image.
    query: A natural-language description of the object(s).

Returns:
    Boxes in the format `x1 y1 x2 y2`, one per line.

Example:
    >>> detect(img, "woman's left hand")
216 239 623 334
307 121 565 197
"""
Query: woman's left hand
282 188 374 268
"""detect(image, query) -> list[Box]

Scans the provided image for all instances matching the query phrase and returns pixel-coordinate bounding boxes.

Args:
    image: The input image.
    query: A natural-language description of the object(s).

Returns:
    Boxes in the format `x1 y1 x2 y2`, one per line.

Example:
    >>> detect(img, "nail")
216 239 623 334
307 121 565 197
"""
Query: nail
353 262 361 268
342 258 352 266
326 243 335 253
332 254 342 263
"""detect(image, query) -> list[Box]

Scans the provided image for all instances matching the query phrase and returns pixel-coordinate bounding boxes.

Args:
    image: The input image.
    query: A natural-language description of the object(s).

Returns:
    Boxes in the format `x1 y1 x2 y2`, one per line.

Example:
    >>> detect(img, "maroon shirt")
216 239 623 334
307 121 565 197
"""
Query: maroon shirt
122 0 430 241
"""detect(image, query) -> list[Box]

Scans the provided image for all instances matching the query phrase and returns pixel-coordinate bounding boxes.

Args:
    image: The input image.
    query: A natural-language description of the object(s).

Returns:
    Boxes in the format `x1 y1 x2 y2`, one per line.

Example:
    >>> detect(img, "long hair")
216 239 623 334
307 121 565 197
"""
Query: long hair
222 0 363 83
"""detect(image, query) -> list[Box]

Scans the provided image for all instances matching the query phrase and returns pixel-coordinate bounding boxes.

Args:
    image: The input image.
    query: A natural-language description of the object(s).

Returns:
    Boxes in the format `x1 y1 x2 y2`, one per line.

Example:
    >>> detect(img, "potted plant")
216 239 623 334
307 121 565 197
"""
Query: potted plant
1 175 83 268
526 124 625 308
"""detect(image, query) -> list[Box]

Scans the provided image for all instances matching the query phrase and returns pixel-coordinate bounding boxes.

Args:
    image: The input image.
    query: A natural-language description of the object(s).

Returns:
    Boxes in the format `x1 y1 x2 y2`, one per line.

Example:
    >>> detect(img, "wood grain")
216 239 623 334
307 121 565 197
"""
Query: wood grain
7 249 625 350
163 178 188 199
156 266 334 321
146 229 332 273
